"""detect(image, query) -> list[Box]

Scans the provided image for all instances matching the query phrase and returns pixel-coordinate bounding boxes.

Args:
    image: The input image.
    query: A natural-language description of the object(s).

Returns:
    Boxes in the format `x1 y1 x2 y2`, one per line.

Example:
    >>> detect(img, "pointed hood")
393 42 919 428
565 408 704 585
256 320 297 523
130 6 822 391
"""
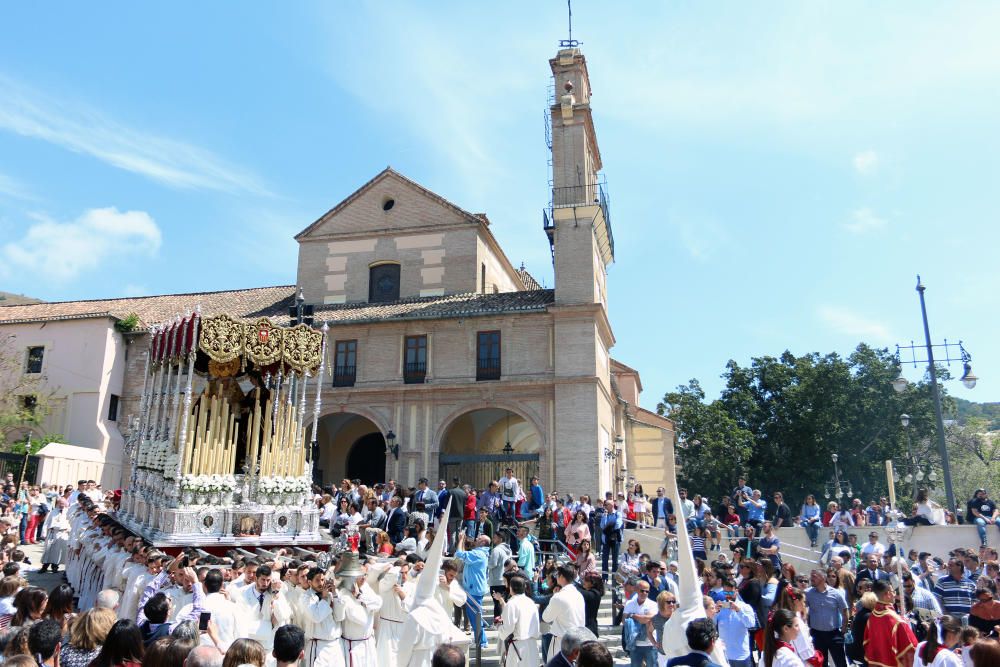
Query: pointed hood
659 481 729 665
413 497 451 604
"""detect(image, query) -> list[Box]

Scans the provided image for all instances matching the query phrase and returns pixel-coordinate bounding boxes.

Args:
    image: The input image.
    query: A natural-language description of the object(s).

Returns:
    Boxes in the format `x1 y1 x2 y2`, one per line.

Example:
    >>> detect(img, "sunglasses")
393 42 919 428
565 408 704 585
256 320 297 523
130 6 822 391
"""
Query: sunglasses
663 599 678 605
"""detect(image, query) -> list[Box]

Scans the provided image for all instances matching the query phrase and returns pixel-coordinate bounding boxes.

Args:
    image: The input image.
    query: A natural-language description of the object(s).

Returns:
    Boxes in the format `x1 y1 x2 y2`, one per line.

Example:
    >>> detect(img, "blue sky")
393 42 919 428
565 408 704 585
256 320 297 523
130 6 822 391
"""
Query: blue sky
1 2 998 409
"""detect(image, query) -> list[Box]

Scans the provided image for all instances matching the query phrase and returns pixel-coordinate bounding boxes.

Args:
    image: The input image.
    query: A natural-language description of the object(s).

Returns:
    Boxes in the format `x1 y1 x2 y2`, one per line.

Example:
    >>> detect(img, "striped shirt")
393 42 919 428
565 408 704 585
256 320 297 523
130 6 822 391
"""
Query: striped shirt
933 575 977 615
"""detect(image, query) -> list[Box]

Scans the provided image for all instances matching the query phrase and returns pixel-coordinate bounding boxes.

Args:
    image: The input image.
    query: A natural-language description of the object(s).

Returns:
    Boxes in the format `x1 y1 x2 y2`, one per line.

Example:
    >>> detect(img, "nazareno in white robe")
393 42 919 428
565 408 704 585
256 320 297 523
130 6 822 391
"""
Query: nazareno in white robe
497 593 541 667
396 597 471 667
41 510 70 566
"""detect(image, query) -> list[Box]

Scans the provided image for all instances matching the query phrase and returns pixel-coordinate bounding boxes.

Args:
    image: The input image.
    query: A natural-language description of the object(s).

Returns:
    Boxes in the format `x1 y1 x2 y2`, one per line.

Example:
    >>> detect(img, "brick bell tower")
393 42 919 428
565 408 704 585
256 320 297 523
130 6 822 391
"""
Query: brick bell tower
546 43 618 496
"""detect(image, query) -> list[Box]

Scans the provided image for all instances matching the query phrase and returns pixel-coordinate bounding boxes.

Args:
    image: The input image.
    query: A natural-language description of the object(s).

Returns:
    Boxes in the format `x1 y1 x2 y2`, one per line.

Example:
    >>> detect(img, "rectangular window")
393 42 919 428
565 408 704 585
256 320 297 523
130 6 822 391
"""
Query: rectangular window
476 331 501 381
25 346 44 374
108 394 120 422
333 340 357 387
403 335 427 384
22 395 37 413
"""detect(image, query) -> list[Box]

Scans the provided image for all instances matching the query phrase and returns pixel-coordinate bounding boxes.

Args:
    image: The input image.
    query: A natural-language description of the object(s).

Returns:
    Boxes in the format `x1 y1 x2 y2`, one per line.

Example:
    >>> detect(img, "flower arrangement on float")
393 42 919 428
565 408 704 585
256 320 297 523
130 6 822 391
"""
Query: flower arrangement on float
258 475 312 505
180 474 239 505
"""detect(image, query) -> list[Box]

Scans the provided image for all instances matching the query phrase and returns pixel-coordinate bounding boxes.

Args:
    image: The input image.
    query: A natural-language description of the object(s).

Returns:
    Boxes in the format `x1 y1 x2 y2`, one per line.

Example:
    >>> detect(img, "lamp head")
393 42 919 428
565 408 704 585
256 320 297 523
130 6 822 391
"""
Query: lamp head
831 453 839 463
961 363 978 390
892 374 909 393
900 413 910 428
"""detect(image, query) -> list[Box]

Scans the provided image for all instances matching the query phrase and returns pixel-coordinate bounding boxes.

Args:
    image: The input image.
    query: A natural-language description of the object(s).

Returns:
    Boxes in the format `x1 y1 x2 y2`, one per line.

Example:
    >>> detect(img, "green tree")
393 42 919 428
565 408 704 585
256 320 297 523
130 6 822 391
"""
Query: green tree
659 344 948 509
657 379 754 501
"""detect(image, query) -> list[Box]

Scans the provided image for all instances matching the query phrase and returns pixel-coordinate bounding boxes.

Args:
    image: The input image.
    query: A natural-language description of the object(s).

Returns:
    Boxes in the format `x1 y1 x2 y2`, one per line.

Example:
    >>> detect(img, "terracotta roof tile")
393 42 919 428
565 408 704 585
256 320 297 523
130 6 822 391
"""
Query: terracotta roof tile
307 289 554 325
516 266 542 291
0 286 554 328
0 285 295 328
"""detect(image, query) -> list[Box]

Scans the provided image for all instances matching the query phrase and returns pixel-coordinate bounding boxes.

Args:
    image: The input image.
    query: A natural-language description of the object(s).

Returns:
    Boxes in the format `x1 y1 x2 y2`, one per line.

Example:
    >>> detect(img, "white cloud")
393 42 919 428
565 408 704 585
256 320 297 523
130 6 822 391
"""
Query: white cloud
853 150 879 174
1 207 161 281
843 207 887 234
817 305 892 343
0 74 268 195
318 5 544 196
0 171 32 200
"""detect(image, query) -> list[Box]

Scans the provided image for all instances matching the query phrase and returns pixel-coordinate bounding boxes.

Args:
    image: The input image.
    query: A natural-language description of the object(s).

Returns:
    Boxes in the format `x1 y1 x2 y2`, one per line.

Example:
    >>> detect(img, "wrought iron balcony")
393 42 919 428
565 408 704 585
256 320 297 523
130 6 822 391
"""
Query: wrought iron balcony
543 179 615 264
332 365 356 387
403 361 427 384
476 358 501 381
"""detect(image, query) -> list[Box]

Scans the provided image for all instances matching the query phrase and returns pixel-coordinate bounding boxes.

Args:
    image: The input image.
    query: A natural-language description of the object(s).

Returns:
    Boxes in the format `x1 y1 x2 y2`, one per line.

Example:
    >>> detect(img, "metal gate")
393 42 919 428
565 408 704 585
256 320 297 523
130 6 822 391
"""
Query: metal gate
439 454 539 491
0 453 39 485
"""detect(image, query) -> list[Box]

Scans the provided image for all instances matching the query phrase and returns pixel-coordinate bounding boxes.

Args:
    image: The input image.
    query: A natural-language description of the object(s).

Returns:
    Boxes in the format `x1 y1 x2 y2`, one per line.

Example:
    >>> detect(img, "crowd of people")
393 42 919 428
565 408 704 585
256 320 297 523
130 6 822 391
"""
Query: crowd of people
0 468 997 667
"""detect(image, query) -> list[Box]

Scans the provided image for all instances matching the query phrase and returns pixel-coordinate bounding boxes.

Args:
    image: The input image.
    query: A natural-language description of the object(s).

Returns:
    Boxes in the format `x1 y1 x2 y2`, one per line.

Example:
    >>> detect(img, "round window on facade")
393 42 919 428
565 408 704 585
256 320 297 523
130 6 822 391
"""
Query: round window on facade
382 197 395 211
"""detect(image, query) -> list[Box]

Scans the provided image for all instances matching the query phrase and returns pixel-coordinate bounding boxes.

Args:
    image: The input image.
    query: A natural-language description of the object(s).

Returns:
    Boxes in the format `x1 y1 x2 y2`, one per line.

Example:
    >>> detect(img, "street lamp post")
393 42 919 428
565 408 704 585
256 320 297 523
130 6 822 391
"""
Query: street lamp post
892 276 978 515
825 453 852 501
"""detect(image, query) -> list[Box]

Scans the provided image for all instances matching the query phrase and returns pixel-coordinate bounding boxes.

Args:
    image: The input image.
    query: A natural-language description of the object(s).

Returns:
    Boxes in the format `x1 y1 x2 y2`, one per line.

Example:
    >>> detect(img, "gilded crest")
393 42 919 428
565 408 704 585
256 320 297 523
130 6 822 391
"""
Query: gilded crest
282 324 323 373
198 314 244 363
245 318 284 366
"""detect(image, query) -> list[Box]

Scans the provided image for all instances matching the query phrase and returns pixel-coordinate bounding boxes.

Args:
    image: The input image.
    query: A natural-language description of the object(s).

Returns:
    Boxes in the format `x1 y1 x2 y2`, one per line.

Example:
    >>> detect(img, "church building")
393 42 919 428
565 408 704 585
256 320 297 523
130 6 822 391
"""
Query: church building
0 46 674 496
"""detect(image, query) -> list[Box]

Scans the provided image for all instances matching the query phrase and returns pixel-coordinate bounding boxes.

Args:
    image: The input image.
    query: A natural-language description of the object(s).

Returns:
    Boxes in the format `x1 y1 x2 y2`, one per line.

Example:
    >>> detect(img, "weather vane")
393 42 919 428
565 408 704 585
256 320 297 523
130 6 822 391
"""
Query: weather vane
559 0 581 48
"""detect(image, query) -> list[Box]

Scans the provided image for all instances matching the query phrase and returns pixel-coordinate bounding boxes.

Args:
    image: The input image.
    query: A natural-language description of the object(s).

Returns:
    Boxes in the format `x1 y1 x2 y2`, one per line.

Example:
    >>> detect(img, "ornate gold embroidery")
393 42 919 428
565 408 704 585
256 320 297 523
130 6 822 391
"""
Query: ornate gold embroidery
245 318 284 366
282 324 323 373
198 314 244 363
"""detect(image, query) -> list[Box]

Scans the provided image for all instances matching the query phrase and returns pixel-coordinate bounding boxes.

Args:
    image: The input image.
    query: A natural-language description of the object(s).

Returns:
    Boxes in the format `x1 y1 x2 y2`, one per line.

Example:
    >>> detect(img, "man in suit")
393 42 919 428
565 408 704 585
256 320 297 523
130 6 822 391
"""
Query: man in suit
651 487 674 529
856 554 891 586
416 478 439 521
666 618 725 667
599 500 623 582
545 626 594 667
386 496 408 544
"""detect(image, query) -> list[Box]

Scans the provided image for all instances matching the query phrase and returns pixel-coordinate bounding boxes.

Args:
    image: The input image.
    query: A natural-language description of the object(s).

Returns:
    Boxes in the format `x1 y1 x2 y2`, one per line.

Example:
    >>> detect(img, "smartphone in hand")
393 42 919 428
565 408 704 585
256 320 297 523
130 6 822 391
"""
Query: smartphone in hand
198 612 211 632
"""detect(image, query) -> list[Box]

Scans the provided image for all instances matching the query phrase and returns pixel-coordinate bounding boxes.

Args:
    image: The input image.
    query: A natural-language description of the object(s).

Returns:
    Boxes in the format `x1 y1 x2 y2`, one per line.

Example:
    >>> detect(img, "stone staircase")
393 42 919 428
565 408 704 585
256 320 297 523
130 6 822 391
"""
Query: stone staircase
472 587 628 666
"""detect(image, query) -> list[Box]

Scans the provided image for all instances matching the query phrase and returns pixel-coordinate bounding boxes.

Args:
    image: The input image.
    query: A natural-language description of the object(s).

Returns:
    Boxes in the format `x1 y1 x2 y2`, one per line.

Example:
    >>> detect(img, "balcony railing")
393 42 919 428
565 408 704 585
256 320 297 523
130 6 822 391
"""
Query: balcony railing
543 180 614 262
476 358 501 381
404 361 427 384
332 365 356 387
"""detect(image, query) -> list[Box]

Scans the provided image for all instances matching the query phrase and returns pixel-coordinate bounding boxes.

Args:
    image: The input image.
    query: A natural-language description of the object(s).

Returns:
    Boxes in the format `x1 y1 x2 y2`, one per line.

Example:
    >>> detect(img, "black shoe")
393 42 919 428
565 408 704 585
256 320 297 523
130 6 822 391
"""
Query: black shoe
39 565 48 573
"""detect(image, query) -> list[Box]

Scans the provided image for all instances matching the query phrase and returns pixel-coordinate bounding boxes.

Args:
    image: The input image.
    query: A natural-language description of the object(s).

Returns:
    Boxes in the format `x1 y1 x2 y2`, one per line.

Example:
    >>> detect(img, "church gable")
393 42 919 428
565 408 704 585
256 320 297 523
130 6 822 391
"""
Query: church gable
296 168 480 240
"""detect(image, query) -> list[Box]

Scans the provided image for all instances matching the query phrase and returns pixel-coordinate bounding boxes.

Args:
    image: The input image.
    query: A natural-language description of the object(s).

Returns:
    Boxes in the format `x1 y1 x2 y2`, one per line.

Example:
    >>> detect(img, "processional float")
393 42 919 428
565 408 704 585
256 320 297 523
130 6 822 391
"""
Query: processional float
118 310 329 547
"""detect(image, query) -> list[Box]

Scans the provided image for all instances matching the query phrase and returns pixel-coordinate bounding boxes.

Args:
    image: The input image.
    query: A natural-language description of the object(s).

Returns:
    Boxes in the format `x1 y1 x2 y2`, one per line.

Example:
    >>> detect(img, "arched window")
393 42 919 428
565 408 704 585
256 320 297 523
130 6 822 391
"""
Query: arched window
369 263 400 303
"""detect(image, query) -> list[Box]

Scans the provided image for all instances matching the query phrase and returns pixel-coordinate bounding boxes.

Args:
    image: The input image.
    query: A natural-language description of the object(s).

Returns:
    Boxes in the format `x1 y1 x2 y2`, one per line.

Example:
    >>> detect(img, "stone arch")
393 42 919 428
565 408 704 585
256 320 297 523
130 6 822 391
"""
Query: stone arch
436 406 545 491
315 411 387 487
433 400 546 453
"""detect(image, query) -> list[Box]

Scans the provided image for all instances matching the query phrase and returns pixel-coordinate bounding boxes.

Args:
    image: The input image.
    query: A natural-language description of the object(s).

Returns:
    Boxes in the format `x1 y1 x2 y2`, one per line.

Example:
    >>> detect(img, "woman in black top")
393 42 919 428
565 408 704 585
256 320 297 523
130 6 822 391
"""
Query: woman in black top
577 572 605 637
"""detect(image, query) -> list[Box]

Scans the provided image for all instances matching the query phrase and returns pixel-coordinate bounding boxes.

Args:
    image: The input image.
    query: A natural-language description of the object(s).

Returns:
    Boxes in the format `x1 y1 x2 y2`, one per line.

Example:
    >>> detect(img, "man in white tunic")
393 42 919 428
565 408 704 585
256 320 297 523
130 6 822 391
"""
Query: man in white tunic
40 499 71 572
303 566 347 667
238 564 292 651
337 554 382 667
494 574 541 667
397 499 471 667
369 558 410 666
435 559 468 619
120 551 157 621
542 564 586 652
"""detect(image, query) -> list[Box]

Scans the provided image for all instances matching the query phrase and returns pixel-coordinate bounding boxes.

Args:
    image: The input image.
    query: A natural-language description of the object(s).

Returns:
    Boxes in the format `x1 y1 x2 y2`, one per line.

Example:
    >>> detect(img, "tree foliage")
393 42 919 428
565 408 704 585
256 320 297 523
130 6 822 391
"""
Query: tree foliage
658 344 950 509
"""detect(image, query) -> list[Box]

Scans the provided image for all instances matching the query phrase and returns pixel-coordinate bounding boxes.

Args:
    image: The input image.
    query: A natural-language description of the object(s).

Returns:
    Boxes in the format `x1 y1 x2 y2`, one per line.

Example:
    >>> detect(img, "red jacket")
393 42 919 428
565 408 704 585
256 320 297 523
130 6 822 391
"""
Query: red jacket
464 494 477 521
